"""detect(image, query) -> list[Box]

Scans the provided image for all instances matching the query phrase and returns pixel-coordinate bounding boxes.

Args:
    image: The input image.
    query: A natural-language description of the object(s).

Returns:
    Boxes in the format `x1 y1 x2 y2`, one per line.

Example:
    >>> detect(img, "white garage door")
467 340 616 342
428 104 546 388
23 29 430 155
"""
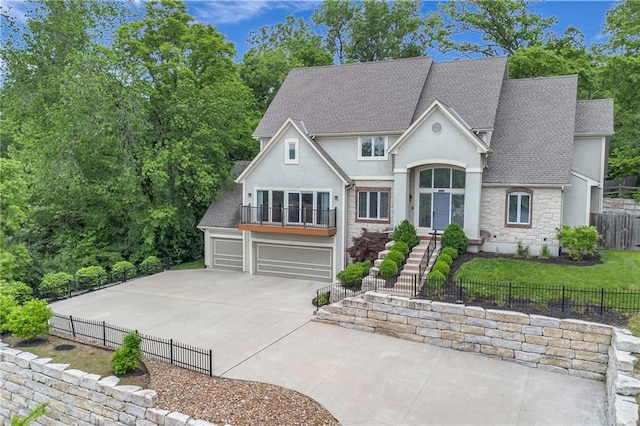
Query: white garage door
255 243 333 282
211 238 243 270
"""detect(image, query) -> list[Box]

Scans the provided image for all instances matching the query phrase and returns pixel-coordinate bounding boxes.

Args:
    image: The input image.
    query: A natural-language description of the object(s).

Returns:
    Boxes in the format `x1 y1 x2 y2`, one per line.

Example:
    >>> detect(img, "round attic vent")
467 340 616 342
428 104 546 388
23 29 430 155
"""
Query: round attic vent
432 122 442 134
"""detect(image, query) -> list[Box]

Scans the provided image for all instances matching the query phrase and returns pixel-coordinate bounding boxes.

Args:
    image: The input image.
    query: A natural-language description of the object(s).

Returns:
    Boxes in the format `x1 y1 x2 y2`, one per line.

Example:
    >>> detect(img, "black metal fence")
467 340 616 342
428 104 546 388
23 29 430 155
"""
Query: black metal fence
50 313 213 376
36 260 170 301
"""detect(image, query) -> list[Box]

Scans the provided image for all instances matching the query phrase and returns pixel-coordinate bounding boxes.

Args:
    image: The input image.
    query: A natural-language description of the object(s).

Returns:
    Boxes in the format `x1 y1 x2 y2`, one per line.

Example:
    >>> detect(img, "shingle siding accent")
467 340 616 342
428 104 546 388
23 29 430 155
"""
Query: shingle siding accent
484 76 578 185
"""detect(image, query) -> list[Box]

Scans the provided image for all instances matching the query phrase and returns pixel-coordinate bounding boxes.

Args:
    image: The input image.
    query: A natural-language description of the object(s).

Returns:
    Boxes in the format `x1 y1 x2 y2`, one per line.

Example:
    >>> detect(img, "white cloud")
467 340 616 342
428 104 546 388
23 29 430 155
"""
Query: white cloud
187 0 320 25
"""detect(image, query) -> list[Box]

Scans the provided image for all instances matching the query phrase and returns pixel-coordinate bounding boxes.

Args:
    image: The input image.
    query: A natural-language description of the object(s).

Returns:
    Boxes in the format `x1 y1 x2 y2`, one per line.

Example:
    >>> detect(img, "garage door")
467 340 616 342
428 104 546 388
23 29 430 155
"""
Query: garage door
255 243 333 282
211 238 243 270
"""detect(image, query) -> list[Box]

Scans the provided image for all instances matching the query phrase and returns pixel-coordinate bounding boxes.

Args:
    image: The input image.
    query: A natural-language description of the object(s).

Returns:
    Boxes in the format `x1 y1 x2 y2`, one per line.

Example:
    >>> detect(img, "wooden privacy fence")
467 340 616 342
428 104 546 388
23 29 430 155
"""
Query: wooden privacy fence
591 212 640 250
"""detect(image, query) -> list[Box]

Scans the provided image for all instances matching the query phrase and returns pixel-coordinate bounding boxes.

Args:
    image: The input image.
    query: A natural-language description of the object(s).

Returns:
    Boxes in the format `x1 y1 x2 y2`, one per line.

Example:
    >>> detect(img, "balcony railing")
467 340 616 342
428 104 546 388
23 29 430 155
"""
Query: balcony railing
239 205 337 236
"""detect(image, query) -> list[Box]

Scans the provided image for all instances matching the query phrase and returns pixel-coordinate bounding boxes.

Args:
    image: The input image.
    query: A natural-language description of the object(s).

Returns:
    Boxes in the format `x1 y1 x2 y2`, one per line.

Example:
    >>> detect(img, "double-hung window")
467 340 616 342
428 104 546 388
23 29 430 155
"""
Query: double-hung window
357 189 390 221
506 190 531 226
359 136 387 160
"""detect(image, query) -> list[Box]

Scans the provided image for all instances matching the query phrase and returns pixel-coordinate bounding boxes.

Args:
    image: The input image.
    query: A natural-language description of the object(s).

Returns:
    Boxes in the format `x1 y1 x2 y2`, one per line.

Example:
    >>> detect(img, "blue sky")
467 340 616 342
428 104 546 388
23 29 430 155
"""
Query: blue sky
1 1 615 61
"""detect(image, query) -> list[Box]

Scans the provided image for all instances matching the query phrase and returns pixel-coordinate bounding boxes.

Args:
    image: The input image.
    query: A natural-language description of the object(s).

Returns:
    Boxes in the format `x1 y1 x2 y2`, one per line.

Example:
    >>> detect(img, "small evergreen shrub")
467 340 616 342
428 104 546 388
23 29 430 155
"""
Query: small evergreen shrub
0 295 17 333
441 223 468 254
140 256 163 274
539 244 551 259
392 220 420 249
6 299 52 340
424 271 446 293
441 246 458 260
432 259 450 277
39 272 74 298
515 240 530 258
391 241 410 257
437 253 453 266
384 250 405 268
112 261 136 281
346 229 390 262
75 266 107 289
315 291 329 307
378 258 398 279
111 332 142 375
556 224 600 261
336 260 370 287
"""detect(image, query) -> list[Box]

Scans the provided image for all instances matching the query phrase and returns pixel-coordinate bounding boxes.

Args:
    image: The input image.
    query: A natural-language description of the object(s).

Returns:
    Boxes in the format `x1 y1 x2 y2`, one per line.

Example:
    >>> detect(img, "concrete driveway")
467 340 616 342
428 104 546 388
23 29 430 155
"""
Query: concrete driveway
51 270 606 425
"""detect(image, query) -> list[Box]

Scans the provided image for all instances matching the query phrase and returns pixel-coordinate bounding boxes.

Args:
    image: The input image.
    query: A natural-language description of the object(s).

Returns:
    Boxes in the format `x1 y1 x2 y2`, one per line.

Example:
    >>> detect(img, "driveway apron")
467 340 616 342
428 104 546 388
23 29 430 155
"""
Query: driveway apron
50 270 606 425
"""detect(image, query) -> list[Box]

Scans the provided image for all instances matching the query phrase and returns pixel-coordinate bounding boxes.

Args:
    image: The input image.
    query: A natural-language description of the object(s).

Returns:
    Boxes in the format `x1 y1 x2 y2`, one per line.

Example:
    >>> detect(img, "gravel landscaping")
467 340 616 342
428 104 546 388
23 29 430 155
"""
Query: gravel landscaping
146 358 339 425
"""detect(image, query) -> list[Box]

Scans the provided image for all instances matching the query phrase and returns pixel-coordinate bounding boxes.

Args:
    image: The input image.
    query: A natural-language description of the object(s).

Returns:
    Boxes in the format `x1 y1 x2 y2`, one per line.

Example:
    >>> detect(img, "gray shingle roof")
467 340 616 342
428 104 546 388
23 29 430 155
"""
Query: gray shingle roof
412 57 508 129
575 99 614 135
198 161 250 228
483 76 578 185
253 57 433 137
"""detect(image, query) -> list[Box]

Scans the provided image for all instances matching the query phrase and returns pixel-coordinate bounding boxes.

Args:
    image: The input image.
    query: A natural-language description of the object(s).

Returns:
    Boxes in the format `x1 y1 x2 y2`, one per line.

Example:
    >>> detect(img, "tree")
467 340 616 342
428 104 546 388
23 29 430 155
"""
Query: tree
313 0 426 63
598 0 640 180
241 15 332 111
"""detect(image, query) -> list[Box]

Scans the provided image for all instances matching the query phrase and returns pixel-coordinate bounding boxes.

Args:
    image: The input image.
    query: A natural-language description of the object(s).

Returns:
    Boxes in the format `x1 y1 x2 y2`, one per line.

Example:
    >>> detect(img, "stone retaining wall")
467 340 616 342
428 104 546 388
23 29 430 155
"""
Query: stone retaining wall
0 339 214 426
314 291 640 425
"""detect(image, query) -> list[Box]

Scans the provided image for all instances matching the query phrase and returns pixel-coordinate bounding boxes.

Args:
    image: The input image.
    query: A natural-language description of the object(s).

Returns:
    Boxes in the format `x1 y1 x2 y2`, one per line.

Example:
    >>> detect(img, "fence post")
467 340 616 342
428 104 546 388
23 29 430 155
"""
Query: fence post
103 321 106 346
508 282 512 309
209 349 213 377
562 286 566 312
600 288 605 315
70 315 76 338
458 278 463 302
170 339 174 366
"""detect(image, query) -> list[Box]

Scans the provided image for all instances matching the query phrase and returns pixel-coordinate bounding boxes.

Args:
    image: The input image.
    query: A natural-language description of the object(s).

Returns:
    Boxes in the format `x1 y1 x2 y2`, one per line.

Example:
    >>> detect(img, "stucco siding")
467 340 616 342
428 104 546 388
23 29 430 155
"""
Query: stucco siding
480 187 562 255
572 137 605 182
563 175 589 226
316 135 397 177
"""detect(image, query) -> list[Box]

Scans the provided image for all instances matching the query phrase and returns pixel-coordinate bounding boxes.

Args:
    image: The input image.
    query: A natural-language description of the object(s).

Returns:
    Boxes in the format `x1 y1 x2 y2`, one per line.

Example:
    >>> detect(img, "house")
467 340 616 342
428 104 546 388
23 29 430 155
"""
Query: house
198 56 613 282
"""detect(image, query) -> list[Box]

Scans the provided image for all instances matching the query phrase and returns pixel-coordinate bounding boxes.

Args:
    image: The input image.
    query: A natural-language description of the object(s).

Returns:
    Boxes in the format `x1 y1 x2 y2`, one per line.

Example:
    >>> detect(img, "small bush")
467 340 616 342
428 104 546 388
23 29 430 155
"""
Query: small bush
336 260 370 287
441 246 458 260
378 259 398 279
515 241 530 258
432 260 450 277
392 220 420 249
424 271 446 293
0 295 17 333
315 291 329 307
391 241 410 257
0 280 33 304
539 244 551 259
75 266 107 289
39 272 74 298
437 253 453 266
111 332 142 375
140 256 163 274
112 261 136 281
441 223 468 254
6 299 52 340
556 224 599 261
346 229 390 262
384 250 405 268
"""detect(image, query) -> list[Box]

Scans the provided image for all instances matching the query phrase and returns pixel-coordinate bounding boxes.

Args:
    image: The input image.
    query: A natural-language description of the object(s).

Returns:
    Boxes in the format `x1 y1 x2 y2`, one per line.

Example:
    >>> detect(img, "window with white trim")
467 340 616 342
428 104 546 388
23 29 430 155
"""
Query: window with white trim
357 190 390 221
284 139 299 164
359 136 387 160
507 190 531 226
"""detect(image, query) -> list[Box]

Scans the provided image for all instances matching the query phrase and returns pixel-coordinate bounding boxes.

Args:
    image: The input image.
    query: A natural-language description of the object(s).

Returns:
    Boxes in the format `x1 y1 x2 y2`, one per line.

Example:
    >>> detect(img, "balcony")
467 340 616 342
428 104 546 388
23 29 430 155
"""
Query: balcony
239 205 337 236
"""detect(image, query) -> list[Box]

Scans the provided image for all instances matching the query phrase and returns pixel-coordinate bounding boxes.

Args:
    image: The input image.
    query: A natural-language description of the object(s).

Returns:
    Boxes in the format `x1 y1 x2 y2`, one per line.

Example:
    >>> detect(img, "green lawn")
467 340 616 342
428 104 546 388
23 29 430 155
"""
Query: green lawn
454 250 640 291
171 258 204 270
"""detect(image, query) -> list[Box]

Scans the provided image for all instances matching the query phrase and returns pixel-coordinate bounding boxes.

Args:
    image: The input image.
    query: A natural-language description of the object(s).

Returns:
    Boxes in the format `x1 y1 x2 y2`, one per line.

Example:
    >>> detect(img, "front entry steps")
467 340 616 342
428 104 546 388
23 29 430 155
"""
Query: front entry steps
400 240 440 279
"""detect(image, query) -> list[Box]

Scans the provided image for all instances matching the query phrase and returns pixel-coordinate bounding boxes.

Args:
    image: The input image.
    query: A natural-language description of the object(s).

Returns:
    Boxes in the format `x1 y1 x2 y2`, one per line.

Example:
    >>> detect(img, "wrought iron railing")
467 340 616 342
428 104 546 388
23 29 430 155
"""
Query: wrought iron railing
418 230 438 280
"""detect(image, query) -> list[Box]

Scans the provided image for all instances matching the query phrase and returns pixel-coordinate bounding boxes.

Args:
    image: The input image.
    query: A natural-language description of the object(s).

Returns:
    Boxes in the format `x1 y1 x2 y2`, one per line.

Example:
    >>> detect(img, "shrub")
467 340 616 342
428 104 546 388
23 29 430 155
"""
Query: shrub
392 220 420 249
441 223 468 254
515 240 530 258
432 260 450 277
391 241 410 257
315 291 329 307
112 261 136 281
6 299 52 340
556 224 600 261
111 332 142 375
0 280 33 304
437 253 453 266
75 266 107 289
378 259 398 279
140 256 163 274
346 229 390 262
539 244 551 259
336 260 370 287
0 295 17 333
384 250 405 268
39 272 74 298
424 271 446 293
441 246 458 260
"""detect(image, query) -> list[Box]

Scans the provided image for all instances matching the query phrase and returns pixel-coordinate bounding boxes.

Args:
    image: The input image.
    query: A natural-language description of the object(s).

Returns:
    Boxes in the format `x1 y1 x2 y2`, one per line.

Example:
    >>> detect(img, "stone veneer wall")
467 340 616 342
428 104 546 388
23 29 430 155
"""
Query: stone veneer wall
603 198 640 215
346 181 394 245
0 339 214 426
314 291 640 425
479 186 562 255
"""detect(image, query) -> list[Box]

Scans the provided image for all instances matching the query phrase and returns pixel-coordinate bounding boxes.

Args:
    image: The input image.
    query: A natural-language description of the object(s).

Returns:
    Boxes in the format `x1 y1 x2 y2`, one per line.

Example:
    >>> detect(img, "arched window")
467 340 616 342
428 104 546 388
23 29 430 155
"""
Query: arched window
506 189 532 227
